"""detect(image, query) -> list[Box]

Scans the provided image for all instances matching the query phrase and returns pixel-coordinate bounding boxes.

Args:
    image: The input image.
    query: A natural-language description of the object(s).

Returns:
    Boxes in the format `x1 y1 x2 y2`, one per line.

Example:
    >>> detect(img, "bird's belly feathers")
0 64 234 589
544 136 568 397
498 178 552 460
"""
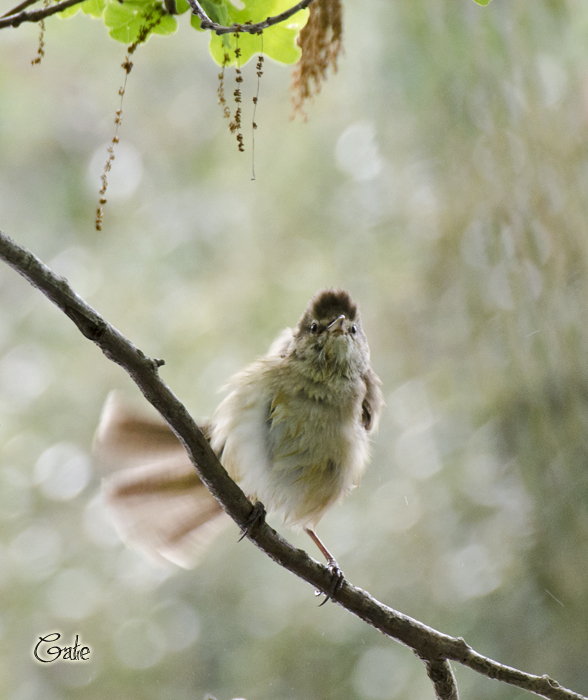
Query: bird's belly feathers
211 379 369 529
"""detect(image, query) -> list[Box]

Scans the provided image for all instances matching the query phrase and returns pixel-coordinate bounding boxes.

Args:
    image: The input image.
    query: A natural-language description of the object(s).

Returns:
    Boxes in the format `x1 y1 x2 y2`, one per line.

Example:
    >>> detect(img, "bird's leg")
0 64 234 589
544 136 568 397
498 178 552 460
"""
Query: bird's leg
238 500 266 542
304 527 345 605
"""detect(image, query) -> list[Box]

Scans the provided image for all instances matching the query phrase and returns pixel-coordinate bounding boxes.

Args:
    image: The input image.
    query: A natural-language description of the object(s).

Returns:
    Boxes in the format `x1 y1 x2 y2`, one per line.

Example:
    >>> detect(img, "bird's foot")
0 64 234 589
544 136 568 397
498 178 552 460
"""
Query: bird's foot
316 559 345 606
238 500 266 542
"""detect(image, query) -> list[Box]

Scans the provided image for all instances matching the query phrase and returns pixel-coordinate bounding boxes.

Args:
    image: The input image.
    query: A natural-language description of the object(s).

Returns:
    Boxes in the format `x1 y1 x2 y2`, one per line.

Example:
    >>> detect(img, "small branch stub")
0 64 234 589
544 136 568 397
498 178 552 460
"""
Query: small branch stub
419 655 460 700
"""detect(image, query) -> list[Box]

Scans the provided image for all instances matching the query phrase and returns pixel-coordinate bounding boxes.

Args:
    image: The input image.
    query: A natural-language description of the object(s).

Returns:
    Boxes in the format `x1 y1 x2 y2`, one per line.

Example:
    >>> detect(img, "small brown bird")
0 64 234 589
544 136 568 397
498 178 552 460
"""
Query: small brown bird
95 289 383 586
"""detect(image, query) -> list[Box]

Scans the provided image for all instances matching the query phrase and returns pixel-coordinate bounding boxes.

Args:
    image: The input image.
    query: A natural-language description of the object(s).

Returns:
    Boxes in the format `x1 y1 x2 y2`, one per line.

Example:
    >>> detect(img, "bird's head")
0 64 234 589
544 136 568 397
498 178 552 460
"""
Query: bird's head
292 289 371 381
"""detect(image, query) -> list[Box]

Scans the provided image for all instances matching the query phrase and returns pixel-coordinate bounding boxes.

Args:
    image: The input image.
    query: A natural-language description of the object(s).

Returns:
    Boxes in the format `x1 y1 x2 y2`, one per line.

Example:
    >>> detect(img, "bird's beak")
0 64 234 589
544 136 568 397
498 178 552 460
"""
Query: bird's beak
326 315 346 333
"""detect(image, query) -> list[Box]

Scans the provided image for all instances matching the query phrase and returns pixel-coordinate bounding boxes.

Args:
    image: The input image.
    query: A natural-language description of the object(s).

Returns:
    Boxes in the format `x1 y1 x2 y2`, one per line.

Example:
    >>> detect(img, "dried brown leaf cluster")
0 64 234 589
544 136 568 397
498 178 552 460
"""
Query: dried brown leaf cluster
290 0 343 117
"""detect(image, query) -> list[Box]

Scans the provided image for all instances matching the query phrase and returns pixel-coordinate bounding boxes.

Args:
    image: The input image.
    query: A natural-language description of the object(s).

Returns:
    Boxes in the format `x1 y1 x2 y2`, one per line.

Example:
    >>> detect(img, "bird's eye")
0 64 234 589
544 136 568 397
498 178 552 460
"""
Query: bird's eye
310 322 318 334
350 324 357 334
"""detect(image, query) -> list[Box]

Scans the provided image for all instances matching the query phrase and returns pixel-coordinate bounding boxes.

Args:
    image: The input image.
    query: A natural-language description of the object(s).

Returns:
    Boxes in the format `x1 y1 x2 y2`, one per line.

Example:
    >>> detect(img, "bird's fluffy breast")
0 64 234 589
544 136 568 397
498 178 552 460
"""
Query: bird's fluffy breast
210 356 370 529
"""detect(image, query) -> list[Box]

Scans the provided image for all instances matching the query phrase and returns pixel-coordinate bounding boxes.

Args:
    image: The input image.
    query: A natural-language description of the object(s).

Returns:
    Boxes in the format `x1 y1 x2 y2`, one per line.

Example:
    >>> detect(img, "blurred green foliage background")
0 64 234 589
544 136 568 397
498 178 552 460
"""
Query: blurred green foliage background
1 0 588 698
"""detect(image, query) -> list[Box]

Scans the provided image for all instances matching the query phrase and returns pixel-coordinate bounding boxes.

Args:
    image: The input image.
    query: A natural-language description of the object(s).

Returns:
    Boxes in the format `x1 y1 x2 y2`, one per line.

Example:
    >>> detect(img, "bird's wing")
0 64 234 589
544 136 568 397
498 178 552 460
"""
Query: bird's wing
361 367 384 432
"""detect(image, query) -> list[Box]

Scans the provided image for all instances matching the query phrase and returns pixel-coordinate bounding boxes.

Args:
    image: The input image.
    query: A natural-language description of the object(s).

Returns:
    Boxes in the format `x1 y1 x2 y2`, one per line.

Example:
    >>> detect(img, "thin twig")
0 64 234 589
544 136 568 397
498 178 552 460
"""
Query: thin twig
0 0 83 28
1 0 40 19
186 0 314 35
0 226 586 700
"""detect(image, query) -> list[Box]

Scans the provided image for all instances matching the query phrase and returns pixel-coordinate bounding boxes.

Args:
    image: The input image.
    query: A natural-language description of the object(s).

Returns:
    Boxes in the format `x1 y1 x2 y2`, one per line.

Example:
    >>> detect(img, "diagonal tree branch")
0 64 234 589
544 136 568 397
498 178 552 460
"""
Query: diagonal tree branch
0 0 313 32
0 226 586 700
0 0 83 28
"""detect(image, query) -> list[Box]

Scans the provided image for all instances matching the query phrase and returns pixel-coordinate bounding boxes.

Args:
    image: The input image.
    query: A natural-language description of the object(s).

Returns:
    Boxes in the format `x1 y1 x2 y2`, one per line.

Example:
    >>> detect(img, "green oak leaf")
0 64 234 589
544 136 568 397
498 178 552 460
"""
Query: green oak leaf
82 0 108 17
59 0 106 19
191 0 308 66
104 0 178 43
175 0 190 13
58 2 82 18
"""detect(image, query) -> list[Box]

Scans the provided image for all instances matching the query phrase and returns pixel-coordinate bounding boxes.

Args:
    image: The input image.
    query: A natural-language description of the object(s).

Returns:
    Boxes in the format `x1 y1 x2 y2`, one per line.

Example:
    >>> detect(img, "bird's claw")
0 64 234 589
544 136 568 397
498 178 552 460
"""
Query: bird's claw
238 500 266 542
316 560 345 606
